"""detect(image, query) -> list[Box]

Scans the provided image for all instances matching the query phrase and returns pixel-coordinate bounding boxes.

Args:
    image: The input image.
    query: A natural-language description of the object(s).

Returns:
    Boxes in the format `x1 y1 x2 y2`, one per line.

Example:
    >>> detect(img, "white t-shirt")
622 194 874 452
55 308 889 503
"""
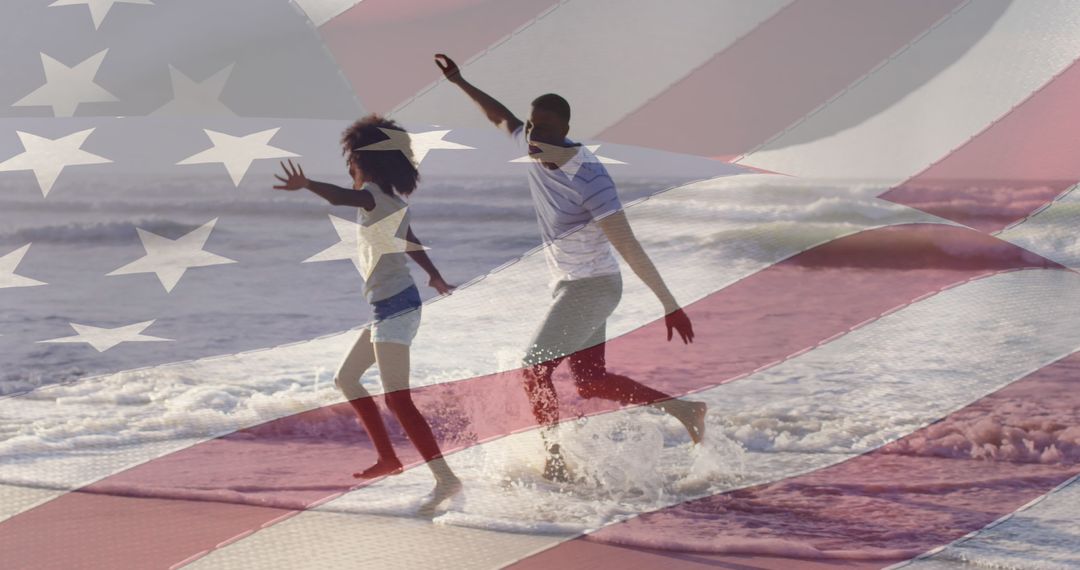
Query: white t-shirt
359 184 415 304
512 126 622 282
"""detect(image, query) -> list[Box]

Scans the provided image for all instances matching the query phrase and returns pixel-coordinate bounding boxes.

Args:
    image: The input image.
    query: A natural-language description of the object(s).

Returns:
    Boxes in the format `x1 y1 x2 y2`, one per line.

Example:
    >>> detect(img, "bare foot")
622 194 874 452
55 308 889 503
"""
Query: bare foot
674 401 707 444
417 476 463 519
352 458 404 480
542 450 573 483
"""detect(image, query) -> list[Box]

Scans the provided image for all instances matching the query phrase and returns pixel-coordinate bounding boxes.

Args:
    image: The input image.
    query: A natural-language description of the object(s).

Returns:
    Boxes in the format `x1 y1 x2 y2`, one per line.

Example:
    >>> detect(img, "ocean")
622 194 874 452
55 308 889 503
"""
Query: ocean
2 173 1079 567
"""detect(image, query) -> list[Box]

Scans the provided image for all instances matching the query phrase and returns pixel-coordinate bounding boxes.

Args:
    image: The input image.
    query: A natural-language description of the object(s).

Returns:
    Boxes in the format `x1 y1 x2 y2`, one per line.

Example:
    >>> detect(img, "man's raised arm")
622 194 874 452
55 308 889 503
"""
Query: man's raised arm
435 54 523 135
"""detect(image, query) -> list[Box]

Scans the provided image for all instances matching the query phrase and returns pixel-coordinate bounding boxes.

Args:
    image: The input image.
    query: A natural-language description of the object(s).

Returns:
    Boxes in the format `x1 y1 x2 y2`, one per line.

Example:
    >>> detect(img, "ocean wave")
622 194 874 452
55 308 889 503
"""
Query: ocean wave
0 218 215 245
886 415 1080 465
593 534 921 561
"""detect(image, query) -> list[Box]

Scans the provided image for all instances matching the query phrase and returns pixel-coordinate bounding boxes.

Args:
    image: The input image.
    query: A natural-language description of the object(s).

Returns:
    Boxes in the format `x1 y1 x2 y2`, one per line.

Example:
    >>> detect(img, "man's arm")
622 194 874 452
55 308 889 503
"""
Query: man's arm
435 54 523 135
273 160 374 210
406 226 454 295
598 211 695 343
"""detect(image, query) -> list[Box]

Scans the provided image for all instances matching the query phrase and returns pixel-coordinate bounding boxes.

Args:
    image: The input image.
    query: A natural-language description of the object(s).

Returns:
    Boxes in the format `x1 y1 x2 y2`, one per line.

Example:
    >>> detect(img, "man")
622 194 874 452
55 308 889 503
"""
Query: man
435 54 705 482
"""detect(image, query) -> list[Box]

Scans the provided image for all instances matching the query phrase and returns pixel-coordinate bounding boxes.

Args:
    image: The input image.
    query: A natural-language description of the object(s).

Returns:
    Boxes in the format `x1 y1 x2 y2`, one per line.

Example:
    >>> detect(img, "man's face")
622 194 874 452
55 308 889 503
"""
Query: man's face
525 107 569 148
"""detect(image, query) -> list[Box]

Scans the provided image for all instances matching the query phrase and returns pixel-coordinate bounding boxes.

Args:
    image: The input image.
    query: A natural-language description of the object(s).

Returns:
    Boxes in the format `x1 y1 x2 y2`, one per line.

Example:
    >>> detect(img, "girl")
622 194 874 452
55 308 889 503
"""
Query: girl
273 115 461 517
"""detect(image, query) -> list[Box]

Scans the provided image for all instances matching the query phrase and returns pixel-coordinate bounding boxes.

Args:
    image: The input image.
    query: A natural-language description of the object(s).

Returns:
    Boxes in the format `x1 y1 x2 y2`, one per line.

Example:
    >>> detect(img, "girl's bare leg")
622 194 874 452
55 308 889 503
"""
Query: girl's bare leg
336 329 403 478
374 341 462 516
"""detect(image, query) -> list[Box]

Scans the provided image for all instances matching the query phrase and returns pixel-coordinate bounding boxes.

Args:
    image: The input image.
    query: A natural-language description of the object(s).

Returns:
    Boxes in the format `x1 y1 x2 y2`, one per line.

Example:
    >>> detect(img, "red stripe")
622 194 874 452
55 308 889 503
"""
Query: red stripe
0 225 1055 569
880 58 1080 233
511 350 1080 569
597 0 964 158
318 0 558 114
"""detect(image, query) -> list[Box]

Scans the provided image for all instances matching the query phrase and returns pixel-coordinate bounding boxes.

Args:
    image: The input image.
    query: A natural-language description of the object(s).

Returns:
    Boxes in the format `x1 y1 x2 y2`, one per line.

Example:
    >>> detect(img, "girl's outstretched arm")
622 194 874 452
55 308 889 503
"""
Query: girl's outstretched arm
406 226 455 295
273 160 374 210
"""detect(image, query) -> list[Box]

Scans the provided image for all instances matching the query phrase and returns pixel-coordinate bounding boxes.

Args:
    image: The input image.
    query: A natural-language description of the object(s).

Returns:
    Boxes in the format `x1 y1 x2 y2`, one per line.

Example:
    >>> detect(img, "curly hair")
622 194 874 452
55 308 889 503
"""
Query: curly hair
341 115 419 196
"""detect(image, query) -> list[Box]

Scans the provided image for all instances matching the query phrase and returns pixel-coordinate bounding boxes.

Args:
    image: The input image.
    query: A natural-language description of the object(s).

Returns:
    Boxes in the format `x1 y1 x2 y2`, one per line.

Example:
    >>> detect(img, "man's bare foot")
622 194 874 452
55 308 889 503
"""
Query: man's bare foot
673 400 707 444
352 458 404 479
417 476 463 519
542 450 573 483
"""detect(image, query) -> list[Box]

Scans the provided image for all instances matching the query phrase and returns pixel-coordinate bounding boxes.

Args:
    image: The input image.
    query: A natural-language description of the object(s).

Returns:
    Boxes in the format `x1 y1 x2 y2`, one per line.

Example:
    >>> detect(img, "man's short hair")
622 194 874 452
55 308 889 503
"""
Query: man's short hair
531 93 571 124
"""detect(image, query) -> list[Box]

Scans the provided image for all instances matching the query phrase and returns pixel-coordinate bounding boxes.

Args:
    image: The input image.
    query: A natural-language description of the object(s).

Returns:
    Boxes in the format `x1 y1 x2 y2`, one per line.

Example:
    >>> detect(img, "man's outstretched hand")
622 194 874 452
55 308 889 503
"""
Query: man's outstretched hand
435 54 463 84
273 159 308 191
665 308 695 344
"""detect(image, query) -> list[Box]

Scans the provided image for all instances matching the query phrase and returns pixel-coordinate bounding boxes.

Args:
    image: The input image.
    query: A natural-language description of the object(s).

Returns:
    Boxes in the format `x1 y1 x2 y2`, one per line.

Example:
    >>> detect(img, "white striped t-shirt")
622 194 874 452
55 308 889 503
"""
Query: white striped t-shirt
512 126 622 282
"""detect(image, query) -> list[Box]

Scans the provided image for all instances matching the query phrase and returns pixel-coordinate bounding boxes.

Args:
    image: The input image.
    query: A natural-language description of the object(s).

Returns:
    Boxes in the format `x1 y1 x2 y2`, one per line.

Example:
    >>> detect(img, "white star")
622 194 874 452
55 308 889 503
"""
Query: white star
49 0 154 30
304 208 426 280
13 50 118 117
0 129 112 197
177 128 298 187
511 143 626 179
152 64 236 116
39 320 172 353
0 244 47 289
357 128 474 166
107 218 237 292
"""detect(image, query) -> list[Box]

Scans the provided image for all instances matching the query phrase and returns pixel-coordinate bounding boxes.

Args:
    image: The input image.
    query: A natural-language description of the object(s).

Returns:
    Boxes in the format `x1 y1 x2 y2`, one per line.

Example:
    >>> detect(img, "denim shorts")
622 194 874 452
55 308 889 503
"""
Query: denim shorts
369 284 422 345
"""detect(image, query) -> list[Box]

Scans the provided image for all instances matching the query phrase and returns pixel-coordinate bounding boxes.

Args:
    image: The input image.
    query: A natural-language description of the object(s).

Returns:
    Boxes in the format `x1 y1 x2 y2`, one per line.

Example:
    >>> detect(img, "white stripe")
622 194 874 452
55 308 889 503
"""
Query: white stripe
187 510 561 569
0 483 61 523
894 475 1080 569
392 0 793 137
291 0 361 27
193 268 1080 566
739 0 1080 186
995 182 1080 270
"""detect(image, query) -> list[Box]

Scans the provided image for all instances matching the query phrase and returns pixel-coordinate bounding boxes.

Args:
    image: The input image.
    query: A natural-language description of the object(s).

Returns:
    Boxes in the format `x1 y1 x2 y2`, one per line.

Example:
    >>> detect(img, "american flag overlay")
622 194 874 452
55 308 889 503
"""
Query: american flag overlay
2 1 1080 569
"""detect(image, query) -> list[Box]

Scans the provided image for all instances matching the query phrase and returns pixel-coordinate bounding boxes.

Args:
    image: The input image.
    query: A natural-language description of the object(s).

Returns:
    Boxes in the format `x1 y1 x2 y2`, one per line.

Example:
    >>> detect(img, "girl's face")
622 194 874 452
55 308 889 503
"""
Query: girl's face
347 156 366 188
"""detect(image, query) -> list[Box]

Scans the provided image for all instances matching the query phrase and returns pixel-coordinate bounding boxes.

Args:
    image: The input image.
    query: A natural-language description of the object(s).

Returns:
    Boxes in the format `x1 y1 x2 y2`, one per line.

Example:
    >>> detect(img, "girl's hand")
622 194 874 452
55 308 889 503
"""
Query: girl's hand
273 159 308 191
429 274 456 296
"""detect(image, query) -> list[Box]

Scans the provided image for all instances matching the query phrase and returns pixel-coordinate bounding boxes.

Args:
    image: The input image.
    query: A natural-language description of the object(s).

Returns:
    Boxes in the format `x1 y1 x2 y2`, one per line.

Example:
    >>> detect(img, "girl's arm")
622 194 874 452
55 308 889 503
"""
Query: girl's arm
406 226 455 295
304 179 374 210
273 160 374 210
